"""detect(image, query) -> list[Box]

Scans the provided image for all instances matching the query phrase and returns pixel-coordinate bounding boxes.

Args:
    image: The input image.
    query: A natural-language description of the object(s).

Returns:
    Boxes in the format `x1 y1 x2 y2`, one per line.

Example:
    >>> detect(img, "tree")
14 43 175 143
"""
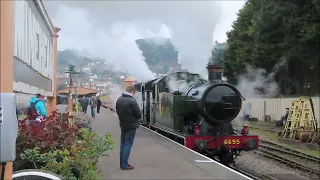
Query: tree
222 0 319 95
209 41 228 65
223 0 262 83
135 37 178 65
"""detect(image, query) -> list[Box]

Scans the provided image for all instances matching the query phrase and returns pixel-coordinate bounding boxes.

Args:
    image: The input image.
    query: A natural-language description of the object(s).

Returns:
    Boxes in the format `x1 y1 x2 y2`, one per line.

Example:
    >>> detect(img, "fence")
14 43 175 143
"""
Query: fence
241 97 320 124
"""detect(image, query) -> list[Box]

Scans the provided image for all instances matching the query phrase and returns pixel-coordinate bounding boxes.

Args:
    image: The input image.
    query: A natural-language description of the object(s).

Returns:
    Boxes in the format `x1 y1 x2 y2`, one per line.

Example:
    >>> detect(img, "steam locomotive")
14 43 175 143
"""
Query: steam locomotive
134 65 259 165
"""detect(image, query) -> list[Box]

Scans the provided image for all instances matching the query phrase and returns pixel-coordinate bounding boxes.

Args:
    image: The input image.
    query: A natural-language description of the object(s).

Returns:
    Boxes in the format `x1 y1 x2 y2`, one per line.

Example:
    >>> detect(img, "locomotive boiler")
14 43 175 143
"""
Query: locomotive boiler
134 65 259 165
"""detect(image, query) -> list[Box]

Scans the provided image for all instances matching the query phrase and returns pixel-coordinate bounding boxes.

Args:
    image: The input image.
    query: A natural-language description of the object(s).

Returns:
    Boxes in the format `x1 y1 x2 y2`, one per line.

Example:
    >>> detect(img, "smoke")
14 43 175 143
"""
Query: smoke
166 76 189 93
236 65 279 98
236 60 286 98
105 84 124 109
233 60 287 125
103 84 143 110
43 1 223 82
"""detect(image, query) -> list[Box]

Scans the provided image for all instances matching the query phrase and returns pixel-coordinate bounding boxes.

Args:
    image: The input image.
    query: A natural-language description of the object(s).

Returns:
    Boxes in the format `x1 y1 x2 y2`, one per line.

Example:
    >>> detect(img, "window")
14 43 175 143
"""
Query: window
36 33 39 60
45 46 48 68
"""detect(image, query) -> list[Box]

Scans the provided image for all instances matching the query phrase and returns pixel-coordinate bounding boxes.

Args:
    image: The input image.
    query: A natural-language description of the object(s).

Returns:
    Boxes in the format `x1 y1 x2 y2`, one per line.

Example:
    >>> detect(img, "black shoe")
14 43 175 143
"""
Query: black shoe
121 165 134 170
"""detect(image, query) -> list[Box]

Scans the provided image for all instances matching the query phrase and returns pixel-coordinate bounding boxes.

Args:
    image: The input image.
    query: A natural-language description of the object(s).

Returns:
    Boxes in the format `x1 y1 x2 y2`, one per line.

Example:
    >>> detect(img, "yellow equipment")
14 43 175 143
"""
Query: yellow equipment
282 97 318 143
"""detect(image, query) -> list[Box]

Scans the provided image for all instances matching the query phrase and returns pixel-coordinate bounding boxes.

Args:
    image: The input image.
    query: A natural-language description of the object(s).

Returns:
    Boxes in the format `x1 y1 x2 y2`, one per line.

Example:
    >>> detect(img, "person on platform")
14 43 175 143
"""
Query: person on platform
89 96 97 118
27 93 47 121
116 86 142 170
80 96 88 113
97 97 102 113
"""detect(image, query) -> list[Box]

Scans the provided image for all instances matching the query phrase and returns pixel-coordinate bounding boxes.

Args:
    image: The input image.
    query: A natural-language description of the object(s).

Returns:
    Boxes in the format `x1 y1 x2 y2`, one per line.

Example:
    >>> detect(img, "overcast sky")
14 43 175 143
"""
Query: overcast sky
43 0 245 80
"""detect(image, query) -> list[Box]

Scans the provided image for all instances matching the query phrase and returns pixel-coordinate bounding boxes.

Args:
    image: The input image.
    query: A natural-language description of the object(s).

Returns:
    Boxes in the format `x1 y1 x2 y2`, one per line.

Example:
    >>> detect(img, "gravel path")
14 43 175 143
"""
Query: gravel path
236 151 319 180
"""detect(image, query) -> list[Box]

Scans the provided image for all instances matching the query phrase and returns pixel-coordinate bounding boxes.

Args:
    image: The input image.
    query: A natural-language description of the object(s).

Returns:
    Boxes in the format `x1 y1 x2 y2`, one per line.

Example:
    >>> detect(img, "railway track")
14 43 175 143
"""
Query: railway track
256 140 320 176
260 140 320 162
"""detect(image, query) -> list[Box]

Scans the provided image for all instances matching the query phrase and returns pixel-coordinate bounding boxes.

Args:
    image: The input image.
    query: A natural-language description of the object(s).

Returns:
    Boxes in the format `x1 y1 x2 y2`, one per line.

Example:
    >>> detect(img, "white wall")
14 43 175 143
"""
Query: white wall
240 97 320 124
13 0 54 90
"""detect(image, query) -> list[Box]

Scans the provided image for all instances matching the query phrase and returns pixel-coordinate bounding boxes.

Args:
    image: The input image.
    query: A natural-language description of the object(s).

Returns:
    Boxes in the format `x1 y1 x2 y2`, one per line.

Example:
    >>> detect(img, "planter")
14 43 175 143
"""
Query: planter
13 169 62 180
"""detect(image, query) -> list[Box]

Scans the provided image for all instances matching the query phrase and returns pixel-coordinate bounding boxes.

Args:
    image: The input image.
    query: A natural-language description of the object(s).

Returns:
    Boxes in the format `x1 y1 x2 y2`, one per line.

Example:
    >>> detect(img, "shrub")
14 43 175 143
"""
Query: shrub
15 111 83 171
20 128 115 180
16 111 81 154
74 112 93 132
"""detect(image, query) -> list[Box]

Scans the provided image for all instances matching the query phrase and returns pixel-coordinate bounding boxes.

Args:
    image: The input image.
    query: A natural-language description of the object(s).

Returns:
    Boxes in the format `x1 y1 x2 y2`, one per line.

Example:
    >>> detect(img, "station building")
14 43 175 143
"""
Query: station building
12 0 60 113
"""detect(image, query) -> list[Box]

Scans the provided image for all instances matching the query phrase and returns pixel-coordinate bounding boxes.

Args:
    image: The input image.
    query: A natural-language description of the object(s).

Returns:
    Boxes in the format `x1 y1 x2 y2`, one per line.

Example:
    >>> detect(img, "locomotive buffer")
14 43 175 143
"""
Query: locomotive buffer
95 108 254 180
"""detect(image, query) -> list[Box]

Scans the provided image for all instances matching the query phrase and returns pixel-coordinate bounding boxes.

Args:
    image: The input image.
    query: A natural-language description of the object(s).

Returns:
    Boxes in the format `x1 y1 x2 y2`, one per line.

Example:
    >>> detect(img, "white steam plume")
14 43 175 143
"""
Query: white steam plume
236 60 286 98
105 84 124 109
43 1 222 81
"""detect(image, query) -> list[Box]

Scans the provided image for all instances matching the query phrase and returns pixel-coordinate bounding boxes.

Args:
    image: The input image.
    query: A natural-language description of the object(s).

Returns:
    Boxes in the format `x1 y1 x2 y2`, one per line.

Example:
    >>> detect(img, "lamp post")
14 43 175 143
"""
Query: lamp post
65 64 79 125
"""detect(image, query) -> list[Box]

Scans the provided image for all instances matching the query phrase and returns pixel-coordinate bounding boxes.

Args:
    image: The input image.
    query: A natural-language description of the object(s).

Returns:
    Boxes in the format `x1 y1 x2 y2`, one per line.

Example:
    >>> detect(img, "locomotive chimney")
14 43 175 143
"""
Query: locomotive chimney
206 64 223 82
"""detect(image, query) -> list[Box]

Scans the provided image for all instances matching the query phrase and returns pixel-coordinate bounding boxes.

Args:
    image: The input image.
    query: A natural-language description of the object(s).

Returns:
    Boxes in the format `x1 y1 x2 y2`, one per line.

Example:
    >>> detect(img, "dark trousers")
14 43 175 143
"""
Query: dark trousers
82 106 87 113
120 129 136 168
97 105 101 113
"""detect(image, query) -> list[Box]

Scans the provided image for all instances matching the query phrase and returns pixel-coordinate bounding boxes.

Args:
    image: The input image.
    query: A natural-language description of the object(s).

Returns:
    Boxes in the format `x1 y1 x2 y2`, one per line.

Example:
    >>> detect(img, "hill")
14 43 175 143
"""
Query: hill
135 37 178 65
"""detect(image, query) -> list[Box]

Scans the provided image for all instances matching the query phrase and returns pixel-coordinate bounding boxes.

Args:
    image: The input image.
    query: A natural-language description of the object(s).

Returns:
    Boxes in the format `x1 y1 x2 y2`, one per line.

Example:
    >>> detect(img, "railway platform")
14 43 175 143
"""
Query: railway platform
93 107 253 179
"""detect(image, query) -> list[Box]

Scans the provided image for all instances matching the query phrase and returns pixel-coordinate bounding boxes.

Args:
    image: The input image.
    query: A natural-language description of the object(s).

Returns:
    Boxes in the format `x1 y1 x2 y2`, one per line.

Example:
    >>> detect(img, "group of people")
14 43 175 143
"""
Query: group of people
79 96 101 118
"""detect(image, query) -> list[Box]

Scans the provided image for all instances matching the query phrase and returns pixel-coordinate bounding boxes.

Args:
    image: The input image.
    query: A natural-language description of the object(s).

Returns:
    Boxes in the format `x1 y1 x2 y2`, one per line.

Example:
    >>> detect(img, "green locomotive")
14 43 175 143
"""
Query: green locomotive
135 65 259 165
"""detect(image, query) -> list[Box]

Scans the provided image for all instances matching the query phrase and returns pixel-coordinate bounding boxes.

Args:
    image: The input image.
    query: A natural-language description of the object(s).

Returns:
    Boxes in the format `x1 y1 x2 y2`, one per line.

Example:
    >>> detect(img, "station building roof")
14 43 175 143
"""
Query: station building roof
57 87 98 96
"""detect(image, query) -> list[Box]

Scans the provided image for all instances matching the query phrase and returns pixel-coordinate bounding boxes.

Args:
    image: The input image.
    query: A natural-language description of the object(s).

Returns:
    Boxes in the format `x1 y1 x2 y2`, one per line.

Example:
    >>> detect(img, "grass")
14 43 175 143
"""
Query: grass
233 124 320 158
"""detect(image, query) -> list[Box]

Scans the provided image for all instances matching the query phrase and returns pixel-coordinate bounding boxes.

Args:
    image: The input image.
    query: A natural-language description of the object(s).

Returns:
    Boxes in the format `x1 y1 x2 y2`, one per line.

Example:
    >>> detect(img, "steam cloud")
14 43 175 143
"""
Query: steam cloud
235 60 286 98
43 1 223 81
104 84 124 109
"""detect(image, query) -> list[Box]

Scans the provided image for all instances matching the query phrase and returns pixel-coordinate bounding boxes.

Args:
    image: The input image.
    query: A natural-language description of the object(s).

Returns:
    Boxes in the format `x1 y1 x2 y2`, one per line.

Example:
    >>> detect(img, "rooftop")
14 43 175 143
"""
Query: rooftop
57 87 98 95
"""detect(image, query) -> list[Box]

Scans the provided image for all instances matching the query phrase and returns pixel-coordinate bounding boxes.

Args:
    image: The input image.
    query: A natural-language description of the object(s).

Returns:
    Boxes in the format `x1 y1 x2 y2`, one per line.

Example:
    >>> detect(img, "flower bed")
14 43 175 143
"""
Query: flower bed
14 111 114 179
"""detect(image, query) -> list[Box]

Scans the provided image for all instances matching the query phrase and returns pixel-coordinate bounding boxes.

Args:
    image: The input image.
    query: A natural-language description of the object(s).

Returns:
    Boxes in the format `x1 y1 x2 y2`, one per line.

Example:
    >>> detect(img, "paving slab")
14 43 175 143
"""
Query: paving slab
93 108 252 180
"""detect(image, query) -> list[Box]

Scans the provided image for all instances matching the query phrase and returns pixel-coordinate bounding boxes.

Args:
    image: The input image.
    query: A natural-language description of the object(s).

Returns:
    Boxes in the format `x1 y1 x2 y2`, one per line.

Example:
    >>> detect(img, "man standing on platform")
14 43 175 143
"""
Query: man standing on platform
116 86 142 170
80 96 88 113
89 96 97 118
97 97 101 113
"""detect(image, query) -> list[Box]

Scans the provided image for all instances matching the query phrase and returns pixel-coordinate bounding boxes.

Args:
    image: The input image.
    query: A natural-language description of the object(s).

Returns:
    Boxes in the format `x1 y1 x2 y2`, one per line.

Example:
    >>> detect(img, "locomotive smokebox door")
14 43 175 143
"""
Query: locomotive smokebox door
201 84 242 126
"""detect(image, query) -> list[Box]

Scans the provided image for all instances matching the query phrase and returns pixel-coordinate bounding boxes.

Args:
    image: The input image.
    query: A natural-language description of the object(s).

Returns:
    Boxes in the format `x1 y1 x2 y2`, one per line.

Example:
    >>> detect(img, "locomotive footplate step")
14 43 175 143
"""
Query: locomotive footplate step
93 108 253 179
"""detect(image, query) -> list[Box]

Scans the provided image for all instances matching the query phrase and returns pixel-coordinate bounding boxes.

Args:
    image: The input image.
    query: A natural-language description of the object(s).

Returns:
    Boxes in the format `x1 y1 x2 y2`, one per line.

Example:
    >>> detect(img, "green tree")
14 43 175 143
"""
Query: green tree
209 41 228 65
223 0 262 83
135 37 178 65
222 0 319 95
